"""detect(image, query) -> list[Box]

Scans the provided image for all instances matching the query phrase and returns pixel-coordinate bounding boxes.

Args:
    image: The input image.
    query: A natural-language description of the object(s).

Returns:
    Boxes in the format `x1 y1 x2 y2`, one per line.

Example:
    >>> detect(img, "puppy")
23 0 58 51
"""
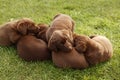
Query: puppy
36 24 49 43
17 35 51 61
74 34 113 65
16 18 38 35
52 48 89 69
46 14 75 52
0 18 38 46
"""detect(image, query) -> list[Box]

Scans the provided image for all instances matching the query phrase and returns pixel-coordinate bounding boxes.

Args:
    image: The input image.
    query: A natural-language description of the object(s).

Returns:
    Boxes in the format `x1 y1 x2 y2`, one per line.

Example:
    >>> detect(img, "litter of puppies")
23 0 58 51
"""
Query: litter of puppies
0 14 113 69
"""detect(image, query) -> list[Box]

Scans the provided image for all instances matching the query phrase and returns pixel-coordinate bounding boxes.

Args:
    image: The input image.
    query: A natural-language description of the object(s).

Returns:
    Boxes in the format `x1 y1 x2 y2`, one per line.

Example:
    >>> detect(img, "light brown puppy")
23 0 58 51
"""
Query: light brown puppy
0 18 38 46
52 48 89 69
17 35 51 61
36 24 49 43
46 14 75 52
74 34 113 65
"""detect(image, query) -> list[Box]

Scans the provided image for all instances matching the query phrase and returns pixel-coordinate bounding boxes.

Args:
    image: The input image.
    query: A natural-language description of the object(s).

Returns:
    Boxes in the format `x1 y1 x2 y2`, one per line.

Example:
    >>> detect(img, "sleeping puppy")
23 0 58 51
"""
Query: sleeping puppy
36 24 49 43
16 18 38 35
0 18 38 46
74 34 113 65
52 48 89 69
46 14 75 52
17 35 51 61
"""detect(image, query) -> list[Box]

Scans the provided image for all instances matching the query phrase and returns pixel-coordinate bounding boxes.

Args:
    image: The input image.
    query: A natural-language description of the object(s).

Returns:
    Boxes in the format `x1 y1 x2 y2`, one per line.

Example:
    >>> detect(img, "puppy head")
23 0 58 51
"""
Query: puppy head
53 14 75 32
73 34 90 53
48 30 73 52
37 24 49 42
16 18 37 35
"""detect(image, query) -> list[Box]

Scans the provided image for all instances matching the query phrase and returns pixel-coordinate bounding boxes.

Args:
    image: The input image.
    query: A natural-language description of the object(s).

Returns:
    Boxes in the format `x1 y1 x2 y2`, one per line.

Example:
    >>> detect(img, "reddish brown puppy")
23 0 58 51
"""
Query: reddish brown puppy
36 24 49 43
46 14 75 52
0 18 38 46
17 35 51 61
74 34 113 65
52 48 89 69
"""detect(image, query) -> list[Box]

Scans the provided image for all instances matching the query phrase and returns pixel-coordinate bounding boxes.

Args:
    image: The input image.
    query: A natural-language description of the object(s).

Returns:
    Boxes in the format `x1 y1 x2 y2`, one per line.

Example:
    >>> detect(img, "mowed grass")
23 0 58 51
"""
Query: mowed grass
0 0 120 80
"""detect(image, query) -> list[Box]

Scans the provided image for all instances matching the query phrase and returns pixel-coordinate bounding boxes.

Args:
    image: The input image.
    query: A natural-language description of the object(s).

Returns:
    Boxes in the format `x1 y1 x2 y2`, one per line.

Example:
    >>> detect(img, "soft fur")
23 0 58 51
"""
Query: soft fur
52 48 89 69
36 24 49 43
46 14 75 52
0 18 38 46
17 35 51 61
74 34 113 65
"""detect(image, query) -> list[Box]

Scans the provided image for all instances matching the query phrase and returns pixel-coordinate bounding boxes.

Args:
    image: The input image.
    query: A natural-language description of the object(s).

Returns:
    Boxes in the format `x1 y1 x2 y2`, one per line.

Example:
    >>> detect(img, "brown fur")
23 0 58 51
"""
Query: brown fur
36 24 49 43
0 18 38 46
17 35 51 61
74 34 113 65
46 14 75 52
16 18 38 35
52 48 89 69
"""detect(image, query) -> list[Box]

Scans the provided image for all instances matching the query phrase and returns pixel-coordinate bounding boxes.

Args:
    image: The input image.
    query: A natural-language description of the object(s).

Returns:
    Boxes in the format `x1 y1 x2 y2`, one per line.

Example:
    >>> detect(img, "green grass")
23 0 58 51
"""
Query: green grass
0 0 120 80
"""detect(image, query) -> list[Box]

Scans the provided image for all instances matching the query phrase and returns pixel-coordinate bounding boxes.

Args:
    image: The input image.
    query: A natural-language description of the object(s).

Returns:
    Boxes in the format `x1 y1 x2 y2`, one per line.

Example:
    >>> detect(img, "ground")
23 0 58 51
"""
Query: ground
0 0 120 80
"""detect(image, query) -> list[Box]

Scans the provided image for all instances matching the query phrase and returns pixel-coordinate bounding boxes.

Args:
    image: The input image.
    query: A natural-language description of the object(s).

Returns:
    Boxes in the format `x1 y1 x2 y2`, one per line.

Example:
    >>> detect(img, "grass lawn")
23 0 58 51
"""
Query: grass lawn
0 0 120 80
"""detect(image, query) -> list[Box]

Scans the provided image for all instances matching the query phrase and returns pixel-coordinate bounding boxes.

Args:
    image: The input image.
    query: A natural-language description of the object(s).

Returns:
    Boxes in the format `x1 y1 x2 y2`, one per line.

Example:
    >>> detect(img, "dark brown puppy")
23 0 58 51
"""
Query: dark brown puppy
17 35 51 61
0 18 38 46
74 34 113 65
46 14 75 52
36 24 49 43
52 48 89 69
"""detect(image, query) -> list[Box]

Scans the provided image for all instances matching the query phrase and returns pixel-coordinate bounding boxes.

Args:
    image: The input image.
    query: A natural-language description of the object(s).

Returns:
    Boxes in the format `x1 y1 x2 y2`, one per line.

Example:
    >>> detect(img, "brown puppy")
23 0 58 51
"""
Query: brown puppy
74 34 113 65
36 24 49 43
0 18 38 46
17 35 51 61
16 18 38 35
52 48 89 69
46 14 75 52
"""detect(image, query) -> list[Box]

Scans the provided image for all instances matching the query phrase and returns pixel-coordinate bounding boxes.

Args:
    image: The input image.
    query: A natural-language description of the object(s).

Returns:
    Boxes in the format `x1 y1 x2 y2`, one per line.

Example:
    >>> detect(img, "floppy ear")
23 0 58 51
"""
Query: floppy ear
17 22 27 35
53 14 61 19
48 35 58 52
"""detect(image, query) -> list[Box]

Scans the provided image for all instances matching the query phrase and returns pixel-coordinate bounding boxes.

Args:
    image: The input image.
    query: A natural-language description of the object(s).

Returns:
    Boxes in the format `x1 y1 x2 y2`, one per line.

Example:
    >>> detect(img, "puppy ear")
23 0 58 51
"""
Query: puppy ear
53 14 61 19
48 35 58 52
17 22 27 35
